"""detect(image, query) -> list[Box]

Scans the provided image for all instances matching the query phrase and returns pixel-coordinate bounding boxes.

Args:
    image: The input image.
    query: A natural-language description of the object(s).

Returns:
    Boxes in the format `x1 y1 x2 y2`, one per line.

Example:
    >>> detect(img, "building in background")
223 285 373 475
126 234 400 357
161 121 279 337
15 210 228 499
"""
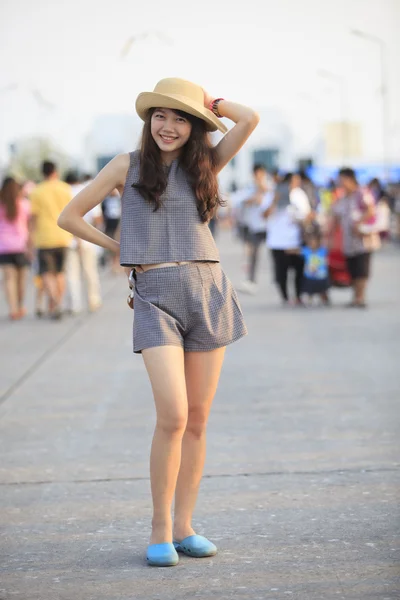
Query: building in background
82 114 142 174
323 121 363 164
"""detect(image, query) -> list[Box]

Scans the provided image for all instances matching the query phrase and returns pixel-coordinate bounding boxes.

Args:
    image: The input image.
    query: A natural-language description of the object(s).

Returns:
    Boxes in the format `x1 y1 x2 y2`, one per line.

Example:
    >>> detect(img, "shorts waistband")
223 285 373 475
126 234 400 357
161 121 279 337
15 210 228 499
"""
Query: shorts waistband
135 261 191 273
135 260 219 273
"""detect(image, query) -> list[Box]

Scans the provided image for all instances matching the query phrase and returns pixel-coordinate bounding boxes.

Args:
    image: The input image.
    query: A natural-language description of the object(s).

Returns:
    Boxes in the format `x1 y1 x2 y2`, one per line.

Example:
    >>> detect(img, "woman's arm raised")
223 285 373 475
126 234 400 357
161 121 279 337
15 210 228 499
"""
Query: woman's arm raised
204 92 260 173
58 153 130 252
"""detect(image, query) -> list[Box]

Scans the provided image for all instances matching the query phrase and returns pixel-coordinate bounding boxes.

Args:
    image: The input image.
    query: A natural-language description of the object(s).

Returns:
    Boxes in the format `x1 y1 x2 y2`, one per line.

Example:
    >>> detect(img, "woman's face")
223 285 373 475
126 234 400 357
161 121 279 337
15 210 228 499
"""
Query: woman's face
151 108 192 158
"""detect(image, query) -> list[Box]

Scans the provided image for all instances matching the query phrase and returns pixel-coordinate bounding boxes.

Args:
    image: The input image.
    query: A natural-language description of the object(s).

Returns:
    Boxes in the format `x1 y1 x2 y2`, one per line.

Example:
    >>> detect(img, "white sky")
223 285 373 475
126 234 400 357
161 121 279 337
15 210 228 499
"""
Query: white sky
1 0 399 164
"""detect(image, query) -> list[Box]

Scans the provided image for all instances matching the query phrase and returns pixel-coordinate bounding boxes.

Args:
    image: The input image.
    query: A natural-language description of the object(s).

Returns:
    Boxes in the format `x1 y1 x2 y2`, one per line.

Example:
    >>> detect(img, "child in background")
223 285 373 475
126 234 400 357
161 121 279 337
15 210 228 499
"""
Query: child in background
301 232 330 305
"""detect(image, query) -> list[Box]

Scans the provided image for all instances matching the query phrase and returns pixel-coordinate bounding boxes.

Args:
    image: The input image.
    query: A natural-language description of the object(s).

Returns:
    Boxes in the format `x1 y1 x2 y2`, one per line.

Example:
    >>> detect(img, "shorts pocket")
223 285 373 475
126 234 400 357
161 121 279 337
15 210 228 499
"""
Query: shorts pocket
135 275 160 308
231 286 244 315
208 264 228 301
209 265 243 315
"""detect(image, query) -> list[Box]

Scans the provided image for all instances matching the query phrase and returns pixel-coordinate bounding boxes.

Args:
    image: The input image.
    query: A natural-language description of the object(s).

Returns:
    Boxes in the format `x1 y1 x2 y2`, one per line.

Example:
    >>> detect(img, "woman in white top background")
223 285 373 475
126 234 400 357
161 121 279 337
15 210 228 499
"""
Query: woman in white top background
263 173 311 305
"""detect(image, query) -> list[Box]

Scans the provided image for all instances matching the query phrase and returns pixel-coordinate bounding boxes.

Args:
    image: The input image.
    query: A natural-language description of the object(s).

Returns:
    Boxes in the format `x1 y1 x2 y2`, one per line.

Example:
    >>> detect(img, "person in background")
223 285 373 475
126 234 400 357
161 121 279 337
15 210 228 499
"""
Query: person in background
30 161 72 320
301 231 330 305
320 179 337 213
330 168 380 308
289 172 314 224
65 171 103 313
238 164 272 294
270 168 281 189
367 178 392 241
368 178 386 204
299 170 319 210
233 192 251 253
263 173 311 306
0 177 31 320
20 180 48 318
230 180 259 282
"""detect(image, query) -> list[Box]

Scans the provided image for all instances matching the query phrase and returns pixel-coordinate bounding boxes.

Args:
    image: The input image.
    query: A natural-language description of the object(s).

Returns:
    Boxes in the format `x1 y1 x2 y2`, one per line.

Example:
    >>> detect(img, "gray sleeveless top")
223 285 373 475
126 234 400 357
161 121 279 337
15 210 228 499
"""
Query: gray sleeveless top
119 151 220 266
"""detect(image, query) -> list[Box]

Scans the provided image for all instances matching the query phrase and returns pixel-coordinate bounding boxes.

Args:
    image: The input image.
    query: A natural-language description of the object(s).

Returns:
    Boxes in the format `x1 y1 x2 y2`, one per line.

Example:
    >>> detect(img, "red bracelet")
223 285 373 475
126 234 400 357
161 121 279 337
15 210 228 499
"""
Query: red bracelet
209 98 224 118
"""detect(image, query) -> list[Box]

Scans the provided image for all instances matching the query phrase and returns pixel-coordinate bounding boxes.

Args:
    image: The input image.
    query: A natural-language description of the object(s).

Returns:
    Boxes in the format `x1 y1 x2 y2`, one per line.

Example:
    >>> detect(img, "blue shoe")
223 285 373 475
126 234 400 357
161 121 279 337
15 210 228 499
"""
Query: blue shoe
146 543 179 567
173 535 217 558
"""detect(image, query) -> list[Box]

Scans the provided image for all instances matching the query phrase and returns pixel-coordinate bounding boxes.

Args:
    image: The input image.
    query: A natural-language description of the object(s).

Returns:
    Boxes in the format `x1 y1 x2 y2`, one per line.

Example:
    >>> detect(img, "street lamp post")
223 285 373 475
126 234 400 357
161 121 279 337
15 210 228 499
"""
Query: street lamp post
317 69 348 164
351 29 389 179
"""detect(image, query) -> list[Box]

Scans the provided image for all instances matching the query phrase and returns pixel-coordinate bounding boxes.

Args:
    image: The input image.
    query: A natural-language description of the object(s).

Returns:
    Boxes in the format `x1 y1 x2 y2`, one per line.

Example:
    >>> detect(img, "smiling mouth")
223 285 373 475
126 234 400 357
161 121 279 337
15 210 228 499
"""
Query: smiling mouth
160 134 178 142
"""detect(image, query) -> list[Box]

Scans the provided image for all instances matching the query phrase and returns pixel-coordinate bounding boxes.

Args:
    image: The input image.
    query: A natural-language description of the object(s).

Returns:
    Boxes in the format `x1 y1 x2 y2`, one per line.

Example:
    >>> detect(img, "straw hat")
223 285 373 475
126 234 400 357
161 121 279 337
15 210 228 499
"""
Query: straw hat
135 78 228 134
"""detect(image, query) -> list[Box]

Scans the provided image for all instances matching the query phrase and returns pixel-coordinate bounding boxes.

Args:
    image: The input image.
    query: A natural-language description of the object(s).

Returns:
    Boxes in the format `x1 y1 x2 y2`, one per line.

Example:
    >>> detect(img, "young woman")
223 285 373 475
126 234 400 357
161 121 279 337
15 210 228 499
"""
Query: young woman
58 78 259 567
263 173 311 306
0 177 31 320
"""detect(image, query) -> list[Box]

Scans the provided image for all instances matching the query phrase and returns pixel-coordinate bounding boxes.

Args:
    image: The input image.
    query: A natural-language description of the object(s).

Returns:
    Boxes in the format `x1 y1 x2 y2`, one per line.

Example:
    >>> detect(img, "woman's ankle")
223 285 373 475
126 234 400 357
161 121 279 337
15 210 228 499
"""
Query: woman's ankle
173 521 195 541
150 517 173 545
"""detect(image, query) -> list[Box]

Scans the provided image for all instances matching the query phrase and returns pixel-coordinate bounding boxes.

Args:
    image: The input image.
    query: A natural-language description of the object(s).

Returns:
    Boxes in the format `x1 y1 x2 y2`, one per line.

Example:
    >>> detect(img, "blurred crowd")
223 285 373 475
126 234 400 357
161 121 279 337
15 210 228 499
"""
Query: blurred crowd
0 159 399 320
0 161 122 321
219 165 398 308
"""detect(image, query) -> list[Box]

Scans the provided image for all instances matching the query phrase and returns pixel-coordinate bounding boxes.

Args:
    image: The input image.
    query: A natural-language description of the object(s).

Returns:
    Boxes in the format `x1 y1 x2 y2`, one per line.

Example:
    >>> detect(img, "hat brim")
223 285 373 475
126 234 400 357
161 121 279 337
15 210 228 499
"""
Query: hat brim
135 92 228 134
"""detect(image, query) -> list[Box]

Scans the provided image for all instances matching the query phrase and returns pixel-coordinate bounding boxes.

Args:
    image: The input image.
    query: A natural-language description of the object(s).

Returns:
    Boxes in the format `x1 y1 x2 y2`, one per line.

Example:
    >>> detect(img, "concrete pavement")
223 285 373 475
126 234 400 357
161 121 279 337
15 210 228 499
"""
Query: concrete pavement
1 231 399 600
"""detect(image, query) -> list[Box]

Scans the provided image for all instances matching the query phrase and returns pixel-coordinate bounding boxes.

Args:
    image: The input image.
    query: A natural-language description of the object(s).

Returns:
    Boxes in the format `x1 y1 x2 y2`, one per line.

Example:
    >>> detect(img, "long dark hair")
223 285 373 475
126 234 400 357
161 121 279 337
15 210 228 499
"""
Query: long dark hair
0 177 21 221
132 108 224 222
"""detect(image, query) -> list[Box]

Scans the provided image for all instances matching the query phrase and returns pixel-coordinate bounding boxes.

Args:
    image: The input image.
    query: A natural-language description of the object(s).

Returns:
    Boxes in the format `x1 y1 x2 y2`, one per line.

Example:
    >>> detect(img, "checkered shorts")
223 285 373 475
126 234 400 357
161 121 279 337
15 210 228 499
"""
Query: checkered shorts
132 262 247 353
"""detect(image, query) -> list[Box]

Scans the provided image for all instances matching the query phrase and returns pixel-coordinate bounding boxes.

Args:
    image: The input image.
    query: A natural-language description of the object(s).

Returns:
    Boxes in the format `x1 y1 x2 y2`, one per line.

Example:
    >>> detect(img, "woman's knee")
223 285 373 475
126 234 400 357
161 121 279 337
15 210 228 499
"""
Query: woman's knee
3 265 17 280
186 407 208 439
156 411 187 436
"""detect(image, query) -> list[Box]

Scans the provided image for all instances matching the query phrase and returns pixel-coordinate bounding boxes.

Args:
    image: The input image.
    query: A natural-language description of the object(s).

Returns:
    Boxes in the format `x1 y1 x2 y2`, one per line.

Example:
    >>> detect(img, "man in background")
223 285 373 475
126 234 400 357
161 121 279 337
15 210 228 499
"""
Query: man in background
330 168 380 308
237 164 272 295
64 171 103 313
30 161 72 319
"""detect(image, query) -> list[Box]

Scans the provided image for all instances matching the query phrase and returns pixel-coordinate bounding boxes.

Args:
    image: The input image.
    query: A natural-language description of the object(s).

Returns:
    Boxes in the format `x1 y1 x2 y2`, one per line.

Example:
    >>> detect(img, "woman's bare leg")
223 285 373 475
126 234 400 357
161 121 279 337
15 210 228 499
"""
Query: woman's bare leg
3 265 19 316
173 347 226 541
142 345 188 545
17 267 28 313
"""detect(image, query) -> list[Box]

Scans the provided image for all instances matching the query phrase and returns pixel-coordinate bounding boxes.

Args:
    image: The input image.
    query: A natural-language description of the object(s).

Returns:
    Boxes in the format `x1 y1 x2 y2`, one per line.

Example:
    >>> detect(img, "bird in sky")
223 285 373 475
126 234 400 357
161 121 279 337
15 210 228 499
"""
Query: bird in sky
120 31 173 59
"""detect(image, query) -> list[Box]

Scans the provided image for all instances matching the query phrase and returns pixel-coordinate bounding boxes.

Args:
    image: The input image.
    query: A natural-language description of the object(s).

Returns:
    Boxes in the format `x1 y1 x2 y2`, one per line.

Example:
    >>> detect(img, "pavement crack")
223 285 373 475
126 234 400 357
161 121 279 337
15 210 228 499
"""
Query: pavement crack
1 464 398 487
0 318 85 407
